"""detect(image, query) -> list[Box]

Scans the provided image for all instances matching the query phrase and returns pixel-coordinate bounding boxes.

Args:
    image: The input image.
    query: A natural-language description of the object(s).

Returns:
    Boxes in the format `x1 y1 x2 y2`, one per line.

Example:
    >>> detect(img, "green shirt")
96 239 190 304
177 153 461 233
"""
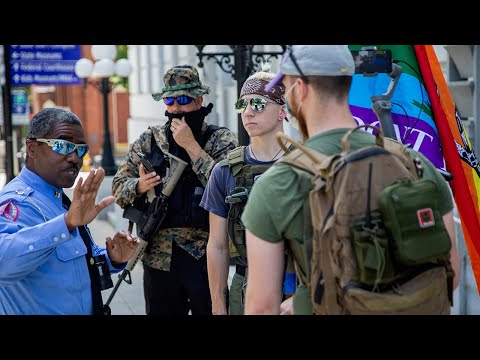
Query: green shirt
241 128 453 314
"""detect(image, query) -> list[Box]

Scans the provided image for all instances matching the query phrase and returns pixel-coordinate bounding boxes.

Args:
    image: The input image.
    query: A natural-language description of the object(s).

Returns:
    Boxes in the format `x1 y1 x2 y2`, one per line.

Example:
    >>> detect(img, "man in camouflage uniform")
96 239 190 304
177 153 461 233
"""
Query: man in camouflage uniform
112 65 238 315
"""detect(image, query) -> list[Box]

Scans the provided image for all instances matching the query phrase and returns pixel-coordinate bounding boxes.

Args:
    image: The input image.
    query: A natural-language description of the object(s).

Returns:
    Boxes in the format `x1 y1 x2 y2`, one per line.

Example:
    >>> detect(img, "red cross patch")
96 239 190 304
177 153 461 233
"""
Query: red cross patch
0 200 19 222
417 208 435 228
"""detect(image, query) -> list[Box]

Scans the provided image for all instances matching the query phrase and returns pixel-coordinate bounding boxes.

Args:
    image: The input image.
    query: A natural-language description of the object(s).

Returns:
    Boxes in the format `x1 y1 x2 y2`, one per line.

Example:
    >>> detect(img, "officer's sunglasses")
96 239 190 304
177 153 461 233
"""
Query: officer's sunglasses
31 138 89 158
235 97 277 113
163 95 194 106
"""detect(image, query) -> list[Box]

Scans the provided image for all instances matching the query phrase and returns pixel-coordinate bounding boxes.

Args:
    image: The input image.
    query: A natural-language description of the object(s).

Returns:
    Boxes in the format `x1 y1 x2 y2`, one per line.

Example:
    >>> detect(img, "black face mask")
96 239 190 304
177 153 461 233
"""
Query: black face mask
165 103 214 137
165 103 214 161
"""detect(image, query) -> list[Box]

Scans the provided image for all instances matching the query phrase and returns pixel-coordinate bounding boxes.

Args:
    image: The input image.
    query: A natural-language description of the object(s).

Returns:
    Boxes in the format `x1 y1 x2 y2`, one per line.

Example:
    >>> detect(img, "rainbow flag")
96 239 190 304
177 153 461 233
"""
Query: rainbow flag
348 45 480 291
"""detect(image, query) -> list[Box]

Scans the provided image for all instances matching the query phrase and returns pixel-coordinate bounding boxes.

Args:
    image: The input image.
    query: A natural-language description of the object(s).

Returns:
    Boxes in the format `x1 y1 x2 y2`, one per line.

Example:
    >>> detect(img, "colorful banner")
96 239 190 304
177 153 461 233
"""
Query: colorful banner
416 45 480 290
348 45 480 291
348 45 445 169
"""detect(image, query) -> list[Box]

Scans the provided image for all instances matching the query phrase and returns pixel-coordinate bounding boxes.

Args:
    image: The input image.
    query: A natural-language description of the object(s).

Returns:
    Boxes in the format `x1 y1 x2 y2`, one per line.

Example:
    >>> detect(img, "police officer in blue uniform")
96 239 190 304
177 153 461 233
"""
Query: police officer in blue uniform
0 108 139 315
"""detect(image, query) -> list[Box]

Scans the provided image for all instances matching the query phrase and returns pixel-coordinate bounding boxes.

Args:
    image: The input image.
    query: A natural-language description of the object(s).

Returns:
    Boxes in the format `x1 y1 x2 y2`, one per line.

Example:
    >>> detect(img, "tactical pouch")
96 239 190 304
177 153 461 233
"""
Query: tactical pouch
227 202 246 259
226 186 250 259
343 266 451 315
351 212 396 287
378 179 451 266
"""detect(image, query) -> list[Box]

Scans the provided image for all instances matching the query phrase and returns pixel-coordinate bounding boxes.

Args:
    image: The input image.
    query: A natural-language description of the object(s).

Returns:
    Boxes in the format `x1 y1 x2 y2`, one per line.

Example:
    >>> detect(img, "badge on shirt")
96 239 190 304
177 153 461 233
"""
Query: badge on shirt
0 199 19 222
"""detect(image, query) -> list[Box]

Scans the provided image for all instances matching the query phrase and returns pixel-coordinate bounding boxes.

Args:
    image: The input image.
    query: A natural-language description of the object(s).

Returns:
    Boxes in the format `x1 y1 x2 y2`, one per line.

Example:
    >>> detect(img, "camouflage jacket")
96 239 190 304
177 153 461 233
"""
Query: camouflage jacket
112 120 238 271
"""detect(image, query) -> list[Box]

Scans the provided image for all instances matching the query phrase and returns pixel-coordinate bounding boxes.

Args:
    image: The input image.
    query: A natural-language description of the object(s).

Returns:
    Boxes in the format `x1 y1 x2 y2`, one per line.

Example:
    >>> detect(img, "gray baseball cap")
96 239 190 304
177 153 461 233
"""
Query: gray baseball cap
266 45 355 91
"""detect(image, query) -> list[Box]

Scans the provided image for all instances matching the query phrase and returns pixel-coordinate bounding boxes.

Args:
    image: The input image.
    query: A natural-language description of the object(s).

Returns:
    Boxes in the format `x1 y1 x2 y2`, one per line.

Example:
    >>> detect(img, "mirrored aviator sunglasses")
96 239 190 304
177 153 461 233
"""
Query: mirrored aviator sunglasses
32 138 89 158
163 95 194 106
235 97 271 113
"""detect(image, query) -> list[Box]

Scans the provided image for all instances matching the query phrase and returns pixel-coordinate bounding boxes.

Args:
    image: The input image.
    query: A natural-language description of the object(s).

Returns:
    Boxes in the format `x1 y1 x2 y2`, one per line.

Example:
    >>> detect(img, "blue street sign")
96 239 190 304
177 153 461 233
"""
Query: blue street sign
9 45 83 85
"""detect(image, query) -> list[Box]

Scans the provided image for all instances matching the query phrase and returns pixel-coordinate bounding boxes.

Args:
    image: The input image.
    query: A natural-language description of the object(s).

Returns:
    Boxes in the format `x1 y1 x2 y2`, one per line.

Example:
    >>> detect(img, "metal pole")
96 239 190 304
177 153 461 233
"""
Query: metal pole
232 46 252 146
235 88 249 146
2 45 14 183
100 77 116 175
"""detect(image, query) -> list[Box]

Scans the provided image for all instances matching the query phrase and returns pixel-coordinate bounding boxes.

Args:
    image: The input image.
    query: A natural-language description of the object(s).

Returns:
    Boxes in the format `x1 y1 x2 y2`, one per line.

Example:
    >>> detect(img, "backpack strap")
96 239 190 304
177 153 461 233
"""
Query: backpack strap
275 133 329 174
383 138 421 179
224 146 248 259
319 216 343 314
218 158 229 167
274 133 333 293
277 148 326 175
226 146 246 178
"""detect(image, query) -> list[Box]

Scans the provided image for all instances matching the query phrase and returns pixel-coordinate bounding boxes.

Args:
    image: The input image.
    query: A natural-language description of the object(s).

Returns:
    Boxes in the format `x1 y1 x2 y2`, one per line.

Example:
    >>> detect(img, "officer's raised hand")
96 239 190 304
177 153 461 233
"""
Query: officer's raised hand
64 168 115 231
106 230 140 264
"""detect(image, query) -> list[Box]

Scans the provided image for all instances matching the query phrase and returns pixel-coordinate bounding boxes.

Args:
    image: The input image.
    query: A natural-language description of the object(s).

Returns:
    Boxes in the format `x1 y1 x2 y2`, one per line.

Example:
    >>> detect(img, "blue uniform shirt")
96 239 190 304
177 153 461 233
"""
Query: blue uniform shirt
0 167 122 315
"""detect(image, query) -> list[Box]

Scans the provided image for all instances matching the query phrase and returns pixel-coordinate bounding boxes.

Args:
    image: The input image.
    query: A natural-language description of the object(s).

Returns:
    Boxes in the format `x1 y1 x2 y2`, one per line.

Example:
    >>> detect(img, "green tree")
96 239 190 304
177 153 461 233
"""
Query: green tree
111 45 129 90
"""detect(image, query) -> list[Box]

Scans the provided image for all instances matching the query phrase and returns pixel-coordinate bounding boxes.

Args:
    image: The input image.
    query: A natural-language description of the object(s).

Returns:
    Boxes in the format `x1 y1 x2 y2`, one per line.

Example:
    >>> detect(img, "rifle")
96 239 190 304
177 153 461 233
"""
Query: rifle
103 151 188 310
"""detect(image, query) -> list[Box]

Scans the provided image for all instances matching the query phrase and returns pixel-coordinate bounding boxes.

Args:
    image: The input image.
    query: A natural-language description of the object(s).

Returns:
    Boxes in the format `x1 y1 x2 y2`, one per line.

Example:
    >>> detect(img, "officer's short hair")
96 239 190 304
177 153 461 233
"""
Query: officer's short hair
27 108 83 139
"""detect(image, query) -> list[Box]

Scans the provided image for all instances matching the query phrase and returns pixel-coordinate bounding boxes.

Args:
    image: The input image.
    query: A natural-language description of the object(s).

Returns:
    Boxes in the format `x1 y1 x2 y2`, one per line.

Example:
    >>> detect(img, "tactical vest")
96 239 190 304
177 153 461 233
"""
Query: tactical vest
147 124 222 231
222 146 272 259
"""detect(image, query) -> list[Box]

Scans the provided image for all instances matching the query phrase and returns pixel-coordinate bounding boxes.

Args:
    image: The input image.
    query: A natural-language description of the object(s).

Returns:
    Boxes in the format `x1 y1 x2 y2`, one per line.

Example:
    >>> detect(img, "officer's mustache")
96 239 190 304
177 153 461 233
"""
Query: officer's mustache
64 165 80 172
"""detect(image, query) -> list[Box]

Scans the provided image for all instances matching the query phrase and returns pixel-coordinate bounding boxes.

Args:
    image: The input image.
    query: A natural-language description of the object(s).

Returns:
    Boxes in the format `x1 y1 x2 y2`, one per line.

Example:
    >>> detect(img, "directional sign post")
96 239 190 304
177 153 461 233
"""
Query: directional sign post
2 45 83 180
2 45 14 182
9 45 82 85
11 88 29 126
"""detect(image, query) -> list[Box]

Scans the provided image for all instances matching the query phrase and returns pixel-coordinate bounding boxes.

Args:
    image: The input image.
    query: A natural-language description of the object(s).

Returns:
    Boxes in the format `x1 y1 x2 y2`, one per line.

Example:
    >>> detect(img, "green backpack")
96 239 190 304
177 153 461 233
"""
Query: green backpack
276 125 454 315
221 146 272 259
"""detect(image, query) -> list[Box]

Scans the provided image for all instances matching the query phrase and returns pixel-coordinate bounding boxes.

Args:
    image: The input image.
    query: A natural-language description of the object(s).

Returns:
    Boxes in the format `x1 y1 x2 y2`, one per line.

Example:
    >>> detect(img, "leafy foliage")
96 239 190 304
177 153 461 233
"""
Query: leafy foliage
111 45 129 90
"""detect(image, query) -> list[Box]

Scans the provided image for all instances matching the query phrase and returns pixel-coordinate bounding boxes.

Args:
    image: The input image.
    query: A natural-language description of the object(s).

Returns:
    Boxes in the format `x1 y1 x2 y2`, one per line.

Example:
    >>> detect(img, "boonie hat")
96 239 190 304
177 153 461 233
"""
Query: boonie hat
266 45 355 91
152 64 210 101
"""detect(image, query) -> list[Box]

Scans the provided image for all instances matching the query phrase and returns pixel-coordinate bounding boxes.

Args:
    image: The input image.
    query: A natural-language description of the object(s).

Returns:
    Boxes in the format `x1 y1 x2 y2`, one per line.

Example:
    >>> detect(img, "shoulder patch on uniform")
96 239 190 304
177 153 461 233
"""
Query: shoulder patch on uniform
0 199 20 221
14 187 34 198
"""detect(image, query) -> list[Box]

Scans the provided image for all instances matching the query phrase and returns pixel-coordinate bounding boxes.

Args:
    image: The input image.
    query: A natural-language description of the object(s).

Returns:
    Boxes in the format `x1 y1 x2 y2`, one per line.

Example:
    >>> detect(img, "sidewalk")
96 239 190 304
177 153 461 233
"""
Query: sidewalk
87 214 146 315
63 177 146 315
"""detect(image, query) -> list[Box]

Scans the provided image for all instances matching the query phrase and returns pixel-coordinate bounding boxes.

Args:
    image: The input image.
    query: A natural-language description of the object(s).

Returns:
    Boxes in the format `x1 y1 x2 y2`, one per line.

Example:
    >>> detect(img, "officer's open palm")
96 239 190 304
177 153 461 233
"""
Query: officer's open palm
65 168 115 230
106 230 140 263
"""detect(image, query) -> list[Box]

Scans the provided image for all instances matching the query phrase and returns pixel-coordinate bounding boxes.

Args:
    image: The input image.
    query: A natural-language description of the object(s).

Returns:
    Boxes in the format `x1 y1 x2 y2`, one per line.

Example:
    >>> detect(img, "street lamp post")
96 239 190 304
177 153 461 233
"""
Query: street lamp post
195 45 285 146
74 45 132 176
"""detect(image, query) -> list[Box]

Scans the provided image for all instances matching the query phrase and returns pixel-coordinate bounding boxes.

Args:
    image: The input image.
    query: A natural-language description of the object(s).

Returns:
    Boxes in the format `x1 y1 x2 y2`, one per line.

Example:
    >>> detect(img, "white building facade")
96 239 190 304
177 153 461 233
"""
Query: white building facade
126 45 290 144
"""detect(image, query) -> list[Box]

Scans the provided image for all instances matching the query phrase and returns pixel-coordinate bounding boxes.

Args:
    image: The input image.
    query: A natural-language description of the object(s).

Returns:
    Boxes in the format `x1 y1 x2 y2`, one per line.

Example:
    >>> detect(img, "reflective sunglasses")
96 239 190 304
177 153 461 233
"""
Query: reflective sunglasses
284 45 309 84
235 97 277 113
163 95 194 106
31 138 89 158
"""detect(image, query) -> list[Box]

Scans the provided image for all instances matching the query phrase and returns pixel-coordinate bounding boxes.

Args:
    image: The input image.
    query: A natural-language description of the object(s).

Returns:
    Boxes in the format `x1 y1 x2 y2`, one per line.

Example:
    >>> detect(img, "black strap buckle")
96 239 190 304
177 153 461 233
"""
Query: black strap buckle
225 187 249 204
